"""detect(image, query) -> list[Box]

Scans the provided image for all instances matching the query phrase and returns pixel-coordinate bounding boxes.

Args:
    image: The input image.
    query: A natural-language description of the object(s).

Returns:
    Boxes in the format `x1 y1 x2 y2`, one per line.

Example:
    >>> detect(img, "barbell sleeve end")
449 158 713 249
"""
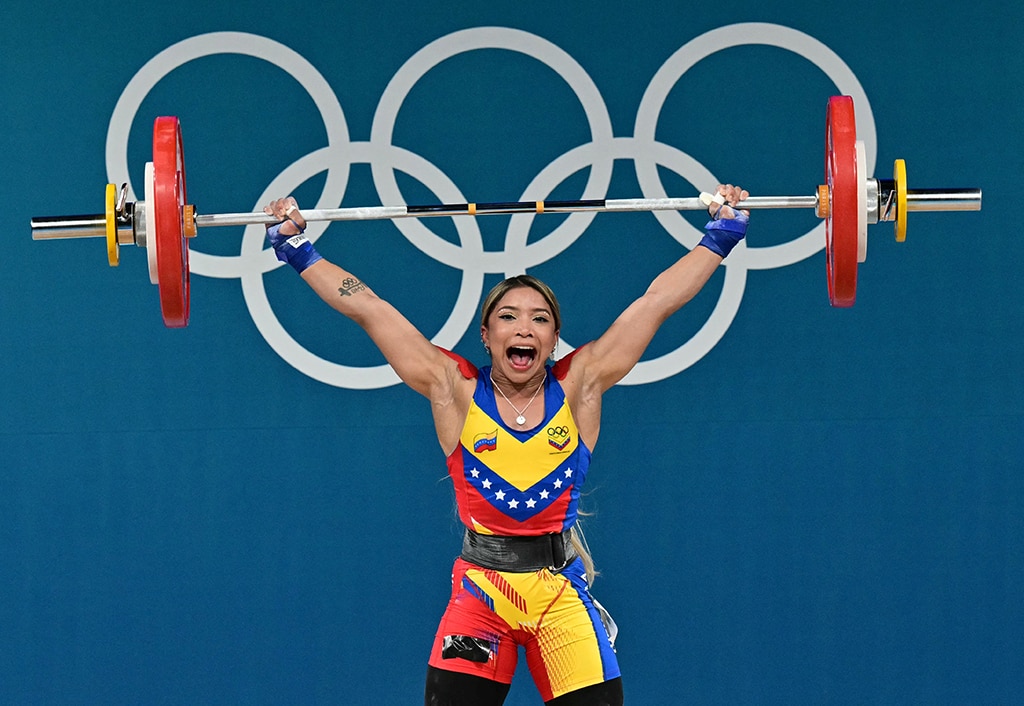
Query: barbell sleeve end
31 214 108 240
905 188 982 212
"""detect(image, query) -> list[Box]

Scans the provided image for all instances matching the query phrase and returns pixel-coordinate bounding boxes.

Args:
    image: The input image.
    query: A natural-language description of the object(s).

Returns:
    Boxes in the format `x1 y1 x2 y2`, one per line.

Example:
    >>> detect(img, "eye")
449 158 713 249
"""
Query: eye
498 313 515 321
533 315 549 324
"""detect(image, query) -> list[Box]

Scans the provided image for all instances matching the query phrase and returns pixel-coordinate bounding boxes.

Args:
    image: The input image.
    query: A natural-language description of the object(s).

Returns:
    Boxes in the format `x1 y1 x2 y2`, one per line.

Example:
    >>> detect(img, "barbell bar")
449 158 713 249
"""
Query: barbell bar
31 96 982 327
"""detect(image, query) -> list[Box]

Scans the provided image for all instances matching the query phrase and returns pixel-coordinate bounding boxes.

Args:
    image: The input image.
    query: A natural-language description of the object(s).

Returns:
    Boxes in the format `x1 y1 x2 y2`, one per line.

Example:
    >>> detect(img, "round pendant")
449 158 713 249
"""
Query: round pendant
516 415 526 425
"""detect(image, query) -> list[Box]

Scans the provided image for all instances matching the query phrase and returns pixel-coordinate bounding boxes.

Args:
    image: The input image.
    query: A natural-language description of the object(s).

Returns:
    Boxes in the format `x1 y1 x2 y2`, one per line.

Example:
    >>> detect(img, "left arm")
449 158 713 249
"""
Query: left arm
571 184 749 394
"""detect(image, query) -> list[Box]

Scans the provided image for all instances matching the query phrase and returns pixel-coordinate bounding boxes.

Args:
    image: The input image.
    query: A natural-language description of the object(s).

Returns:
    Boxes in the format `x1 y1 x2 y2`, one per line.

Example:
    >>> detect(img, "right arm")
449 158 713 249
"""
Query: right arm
299 259 456 397
262 198 466 409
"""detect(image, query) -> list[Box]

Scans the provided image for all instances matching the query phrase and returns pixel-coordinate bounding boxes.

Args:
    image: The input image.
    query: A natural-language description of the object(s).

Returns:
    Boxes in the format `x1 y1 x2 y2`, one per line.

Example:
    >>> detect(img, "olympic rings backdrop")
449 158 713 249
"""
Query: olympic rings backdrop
2 1 1021 704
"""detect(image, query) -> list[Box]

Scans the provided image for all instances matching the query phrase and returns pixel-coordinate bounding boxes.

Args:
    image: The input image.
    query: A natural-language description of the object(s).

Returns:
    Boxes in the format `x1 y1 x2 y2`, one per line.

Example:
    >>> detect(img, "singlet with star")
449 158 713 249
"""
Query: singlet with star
441 348 591 536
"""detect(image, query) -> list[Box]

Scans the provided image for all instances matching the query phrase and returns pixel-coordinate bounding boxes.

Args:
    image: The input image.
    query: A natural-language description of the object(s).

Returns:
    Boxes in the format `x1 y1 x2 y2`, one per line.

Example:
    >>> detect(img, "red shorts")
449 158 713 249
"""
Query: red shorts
427 557 619 701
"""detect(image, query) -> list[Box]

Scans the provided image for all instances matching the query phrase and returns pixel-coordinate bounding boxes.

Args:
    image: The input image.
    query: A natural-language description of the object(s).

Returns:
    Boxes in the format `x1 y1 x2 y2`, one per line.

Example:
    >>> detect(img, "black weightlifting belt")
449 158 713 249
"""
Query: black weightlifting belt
461 528 577 572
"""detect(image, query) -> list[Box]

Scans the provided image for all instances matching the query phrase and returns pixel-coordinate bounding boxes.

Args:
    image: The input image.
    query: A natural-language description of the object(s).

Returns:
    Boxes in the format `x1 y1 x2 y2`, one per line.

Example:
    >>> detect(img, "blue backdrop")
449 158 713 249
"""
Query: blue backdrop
3 1 1021 704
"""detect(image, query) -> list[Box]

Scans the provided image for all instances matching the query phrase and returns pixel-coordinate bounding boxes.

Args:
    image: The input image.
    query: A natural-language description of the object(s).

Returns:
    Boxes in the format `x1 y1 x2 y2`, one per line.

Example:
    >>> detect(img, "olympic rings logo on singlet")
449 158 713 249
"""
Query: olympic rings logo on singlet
547 425 571 451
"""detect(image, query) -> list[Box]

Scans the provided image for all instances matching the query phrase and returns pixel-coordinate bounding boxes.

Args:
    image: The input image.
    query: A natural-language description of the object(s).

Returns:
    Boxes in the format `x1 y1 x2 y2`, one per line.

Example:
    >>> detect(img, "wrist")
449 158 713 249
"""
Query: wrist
266 223 323 274
700 212 748 258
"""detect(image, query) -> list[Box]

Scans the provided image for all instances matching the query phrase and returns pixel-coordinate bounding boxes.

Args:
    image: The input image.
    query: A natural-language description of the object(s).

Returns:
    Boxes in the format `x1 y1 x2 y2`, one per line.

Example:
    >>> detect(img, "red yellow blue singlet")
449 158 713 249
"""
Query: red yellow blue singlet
429 350 620 700
444 352 591 537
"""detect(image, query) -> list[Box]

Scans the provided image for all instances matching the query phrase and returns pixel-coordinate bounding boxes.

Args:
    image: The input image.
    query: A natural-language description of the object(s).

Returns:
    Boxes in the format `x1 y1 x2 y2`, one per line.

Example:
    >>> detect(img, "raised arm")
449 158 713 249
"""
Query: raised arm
263 197 458 400
573 184 750 393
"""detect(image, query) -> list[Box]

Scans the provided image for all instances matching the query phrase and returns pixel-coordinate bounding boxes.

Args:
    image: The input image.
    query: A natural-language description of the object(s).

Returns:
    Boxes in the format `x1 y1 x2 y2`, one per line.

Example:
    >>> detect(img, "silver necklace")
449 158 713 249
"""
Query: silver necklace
490 372 546 426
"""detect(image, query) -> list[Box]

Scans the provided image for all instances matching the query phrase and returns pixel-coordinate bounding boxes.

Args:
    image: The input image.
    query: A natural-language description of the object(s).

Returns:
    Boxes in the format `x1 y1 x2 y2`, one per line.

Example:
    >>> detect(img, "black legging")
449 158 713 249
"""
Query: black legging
425 666 624 706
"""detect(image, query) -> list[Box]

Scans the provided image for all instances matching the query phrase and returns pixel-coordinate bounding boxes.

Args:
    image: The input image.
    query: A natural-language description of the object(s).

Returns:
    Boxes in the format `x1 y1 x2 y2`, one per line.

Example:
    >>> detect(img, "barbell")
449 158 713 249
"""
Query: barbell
31 95 981 328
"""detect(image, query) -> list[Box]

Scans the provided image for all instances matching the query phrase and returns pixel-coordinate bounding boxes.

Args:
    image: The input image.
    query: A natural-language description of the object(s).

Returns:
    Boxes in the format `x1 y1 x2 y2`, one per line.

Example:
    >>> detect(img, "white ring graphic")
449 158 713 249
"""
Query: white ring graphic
105 31 351 280
238 143 487 388
634 22 874 270
501 136 745 385
370 27 616 275
106 24 874 389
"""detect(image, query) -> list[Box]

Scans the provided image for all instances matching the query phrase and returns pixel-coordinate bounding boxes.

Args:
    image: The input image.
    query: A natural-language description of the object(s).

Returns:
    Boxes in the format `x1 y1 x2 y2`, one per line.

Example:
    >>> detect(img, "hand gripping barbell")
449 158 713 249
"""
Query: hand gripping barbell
31 96 981 328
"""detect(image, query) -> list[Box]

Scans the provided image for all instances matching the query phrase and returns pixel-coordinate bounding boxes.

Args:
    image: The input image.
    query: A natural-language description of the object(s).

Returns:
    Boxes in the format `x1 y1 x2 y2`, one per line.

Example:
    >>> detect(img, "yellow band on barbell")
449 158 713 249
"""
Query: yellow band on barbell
105 183 119 267
894 159 908 242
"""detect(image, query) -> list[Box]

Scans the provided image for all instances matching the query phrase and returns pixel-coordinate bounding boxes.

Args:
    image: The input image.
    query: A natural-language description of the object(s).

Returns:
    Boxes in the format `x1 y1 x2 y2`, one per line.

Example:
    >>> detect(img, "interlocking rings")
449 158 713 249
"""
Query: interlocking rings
105 24 873 389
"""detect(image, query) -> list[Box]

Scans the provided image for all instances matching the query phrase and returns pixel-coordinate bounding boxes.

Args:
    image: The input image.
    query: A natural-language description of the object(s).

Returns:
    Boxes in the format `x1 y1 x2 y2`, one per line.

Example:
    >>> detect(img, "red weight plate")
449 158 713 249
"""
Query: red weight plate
824 95 858 307
153 116 190 327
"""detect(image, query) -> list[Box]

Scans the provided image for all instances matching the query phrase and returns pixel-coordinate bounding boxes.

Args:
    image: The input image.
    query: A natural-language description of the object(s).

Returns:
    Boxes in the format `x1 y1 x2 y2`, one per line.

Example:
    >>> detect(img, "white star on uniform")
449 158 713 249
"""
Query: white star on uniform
553 479 562 489
564 468 573 478
508 499 519 509
526 498 536 508
540 490 549 499
495 490 506 500
482 479 492 489
470 468 480 478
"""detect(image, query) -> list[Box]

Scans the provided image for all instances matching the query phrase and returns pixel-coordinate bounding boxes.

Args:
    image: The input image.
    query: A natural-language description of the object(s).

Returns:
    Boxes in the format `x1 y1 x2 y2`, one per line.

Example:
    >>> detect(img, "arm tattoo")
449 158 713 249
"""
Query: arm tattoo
338 277 367 298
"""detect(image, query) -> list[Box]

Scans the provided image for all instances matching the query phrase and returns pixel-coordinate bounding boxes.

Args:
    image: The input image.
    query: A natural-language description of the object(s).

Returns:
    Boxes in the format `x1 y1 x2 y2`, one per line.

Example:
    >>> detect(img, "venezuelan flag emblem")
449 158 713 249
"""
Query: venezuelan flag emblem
474 429 498 453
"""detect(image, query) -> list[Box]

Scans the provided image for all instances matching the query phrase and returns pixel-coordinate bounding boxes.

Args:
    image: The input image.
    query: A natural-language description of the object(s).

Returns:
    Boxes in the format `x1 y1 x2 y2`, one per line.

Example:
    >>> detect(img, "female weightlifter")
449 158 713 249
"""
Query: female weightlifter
263 183 749 706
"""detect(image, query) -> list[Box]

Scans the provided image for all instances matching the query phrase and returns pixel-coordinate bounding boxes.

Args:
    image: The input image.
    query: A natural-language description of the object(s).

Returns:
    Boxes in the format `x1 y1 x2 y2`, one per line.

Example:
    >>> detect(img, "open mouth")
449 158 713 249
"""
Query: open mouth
507 346 537 369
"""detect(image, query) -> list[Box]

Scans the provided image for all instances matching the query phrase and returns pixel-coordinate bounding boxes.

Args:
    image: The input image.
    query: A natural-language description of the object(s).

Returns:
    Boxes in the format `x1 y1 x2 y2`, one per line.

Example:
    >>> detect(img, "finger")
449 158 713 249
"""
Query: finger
719 185 737 218
273 199 294 220
735 187 749 216
707 188 727 218
284 206 306 232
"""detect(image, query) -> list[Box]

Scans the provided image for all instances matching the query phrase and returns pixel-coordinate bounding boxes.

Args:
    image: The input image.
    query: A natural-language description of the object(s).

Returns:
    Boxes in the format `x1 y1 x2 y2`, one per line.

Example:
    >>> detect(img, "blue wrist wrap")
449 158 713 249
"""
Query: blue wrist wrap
699 211 749 258
266 223 323 274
